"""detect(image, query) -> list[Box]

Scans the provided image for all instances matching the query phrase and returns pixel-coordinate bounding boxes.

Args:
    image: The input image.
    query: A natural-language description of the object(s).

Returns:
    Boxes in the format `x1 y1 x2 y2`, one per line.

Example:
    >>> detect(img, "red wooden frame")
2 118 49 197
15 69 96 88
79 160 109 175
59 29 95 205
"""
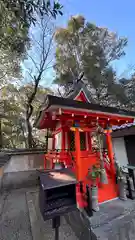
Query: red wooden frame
42 94 134 206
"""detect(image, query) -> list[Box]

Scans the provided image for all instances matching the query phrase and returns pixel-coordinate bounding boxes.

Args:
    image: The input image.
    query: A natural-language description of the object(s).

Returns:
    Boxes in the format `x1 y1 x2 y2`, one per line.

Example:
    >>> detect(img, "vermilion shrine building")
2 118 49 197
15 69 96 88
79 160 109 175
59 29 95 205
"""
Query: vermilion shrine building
35 80 135 205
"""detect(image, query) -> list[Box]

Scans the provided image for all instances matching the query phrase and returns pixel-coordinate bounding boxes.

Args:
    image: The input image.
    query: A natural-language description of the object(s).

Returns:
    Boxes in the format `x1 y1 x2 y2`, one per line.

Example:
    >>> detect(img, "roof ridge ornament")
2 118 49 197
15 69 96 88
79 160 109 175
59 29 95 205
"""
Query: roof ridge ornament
65 72 84 96
65 72 94 103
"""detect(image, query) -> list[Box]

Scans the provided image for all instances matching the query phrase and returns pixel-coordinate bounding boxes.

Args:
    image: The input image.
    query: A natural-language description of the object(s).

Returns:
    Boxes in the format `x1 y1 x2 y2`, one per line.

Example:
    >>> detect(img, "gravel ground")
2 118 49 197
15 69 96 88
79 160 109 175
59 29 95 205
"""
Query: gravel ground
0 187 78 240
1 187 135 240
0 189 32 240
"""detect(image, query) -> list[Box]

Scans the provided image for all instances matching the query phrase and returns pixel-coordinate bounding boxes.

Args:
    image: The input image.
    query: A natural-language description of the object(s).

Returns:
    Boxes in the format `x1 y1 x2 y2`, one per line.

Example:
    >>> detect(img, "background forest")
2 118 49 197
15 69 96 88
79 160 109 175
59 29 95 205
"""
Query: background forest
0 1 134 149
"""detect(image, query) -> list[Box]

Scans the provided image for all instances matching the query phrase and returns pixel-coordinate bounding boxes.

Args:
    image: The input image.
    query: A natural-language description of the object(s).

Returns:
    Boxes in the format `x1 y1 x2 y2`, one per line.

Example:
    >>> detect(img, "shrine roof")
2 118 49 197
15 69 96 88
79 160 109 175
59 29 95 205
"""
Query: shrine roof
65 79 94 102
112 122 135 138
35 94 135 129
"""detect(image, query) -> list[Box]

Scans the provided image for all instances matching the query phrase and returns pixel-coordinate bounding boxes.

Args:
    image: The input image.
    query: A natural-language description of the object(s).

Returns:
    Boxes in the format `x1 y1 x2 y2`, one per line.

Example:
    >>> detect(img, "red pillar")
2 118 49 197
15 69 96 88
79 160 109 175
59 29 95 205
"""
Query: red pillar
75 129 82 181
106 130 115 176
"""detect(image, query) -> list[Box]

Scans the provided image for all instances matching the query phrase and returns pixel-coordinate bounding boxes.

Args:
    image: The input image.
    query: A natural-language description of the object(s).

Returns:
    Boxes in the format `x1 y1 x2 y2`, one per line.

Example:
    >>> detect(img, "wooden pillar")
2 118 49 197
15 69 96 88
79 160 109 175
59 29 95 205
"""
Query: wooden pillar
106 130 115 175
75 128 82 181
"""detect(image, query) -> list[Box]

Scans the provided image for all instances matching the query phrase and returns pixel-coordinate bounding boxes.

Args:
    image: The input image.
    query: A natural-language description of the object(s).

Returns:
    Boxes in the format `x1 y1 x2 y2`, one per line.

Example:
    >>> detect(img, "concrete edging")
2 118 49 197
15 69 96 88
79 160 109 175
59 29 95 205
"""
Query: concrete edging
26 190 42 240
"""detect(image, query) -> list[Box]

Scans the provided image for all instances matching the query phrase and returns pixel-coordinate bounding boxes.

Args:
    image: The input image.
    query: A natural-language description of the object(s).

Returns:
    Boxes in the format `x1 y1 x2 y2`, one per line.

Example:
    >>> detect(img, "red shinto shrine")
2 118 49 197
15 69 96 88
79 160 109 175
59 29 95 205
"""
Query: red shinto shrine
35 80 135 207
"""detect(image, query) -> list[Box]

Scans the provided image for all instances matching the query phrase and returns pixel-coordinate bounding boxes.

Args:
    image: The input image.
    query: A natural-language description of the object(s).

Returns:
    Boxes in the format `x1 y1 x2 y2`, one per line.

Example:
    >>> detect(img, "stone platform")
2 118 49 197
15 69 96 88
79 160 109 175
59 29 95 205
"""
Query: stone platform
0 187 78 240
91 198 135 240
66 198 135 240
1 171 135 240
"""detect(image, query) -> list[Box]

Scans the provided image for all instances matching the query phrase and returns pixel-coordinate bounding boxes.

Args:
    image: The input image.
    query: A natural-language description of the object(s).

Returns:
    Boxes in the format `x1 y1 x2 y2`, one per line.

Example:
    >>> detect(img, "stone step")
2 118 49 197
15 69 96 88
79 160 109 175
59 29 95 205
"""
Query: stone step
91 198 135 240
65 210 96 240
66 198 135 240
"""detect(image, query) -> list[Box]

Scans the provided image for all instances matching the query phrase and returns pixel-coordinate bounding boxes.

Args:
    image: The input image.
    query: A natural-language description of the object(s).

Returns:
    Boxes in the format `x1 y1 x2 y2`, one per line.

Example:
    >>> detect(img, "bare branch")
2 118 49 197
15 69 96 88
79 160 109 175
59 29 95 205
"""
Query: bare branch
27 70 35 81
22 15 55 148
0 72 8 80
27 53 40 72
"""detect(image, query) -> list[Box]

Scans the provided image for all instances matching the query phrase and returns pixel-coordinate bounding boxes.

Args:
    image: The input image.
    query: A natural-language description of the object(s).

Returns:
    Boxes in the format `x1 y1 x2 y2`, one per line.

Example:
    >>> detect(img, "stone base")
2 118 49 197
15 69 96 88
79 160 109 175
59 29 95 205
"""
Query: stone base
91 199 135 240
1 170 135 239
66 198 135 240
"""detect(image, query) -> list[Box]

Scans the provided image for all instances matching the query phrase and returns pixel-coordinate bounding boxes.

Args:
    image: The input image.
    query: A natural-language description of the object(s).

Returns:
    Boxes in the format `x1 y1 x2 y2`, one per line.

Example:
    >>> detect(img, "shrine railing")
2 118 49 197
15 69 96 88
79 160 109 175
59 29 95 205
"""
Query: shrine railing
44 148 112 171
44 149 74 169
44 149 135 202
44 149 98 170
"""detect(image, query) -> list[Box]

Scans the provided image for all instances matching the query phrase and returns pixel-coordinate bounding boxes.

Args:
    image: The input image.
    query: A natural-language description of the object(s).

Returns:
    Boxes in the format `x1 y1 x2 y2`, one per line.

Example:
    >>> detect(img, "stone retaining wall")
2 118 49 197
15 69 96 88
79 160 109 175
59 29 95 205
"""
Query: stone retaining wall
4 152 45 173
0 150 45 190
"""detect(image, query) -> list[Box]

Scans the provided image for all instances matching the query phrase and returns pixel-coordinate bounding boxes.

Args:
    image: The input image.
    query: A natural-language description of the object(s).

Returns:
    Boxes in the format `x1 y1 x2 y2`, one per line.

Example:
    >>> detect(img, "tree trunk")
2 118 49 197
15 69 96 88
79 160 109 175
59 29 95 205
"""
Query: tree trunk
0 119 2 150
26 118 33 148
26 104 33 149
20 121 27 148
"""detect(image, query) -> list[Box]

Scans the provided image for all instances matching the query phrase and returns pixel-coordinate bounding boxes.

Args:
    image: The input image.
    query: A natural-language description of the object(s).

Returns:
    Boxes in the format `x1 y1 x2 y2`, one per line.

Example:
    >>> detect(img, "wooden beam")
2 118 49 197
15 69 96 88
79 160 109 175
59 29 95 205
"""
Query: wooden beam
70 127 96 132
59 109 134 122
54 115 133 128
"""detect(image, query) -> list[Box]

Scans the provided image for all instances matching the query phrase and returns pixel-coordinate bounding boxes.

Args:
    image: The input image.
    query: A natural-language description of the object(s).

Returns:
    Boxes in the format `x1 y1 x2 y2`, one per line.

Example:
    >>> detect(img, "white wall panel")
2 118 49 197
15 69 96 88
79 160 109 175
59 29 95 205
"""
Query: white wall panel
113 137 128 172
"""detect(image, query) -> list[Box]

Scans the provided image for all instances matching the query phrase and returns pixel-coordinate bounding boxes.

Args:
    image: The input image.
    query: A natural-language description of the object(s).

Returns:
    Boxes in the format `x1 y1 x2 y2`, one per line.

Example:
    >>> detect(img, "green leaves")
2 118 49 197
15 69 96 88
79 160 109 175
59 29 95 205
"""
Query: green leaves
0 0 63 59
22 0 63 21
87 165 101 180
0 1 29 57
0 83 53 149
54 15 128 107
